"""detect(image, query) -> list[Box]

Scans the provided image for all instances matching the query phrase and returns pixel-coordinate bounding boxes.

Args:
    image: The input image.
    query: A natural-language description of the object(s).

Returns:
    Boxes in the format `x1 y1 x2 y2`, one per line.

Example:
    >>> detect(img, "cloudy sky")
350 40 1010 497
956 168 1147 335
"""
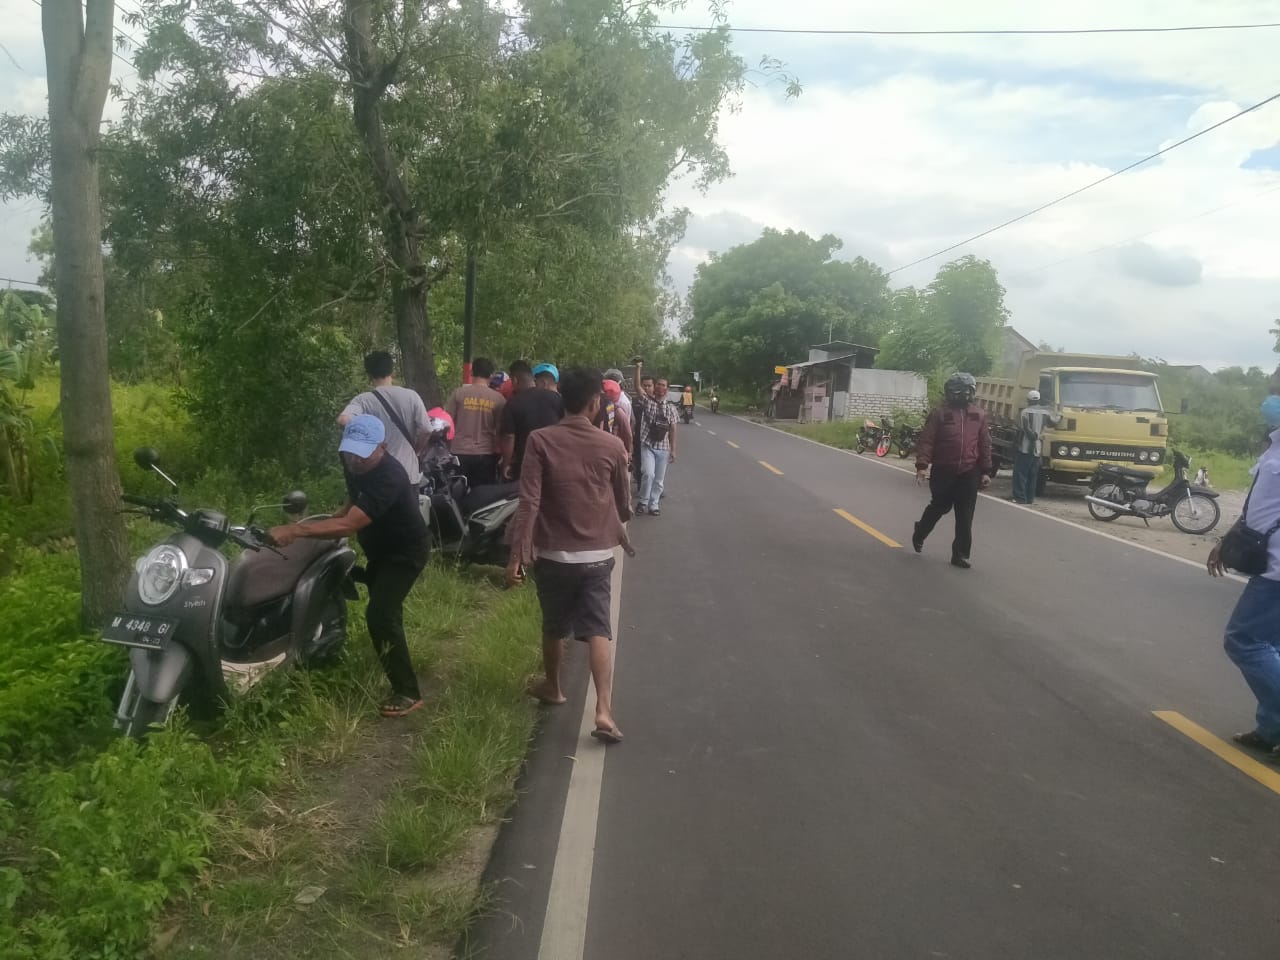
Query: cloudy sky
3 1 1279 369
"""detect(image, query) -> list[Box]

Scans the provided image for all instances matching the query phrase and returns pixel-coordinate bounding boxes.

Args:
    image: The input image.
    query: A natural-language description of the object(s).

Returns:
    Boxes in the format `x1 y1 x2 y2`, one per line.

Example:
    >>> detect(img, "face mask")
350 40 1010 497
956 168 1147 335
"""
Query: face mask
1262 395 1280 427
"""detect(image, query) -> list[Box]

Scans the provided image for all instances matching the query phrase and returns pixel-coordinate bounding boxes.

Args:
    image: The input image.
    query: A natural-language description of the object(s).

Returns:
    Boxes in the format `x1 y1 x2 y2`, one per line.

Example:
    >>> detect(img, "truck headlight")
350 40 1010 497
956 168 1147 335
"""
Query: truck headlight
1056 445 1069 457
136 545 188 606
1138 451 1149 462
1070 446 1081 458
1148 451 1162 464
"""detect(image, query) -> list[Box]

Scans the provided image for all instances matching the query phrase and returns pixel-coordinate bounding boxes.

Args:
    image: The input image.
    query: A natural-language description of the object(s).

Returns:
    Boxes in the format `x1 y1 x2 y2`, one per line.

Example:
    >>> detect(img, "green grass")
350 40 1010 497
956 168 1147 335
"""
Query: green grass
1 377 543 958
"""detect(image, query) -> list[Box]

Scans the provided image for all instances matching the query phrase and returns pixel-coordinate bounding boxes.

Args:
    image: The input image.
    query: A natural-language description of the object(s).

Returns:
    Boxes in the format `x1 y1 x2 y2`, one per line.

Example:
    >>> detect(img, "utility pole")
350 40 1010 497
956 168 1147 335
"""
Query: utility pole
462 248 477 382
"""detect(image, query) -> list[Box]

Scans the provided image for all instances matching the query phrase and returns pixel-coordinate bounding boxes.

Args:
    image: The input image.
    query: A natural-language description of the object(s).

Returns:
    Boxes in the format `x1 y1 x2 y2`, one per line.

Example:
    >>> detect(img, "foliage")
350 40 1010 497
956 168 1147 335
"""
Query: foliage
1146 361 1271 459
684 228 891 388
0 292 55 503
877 255 1009 376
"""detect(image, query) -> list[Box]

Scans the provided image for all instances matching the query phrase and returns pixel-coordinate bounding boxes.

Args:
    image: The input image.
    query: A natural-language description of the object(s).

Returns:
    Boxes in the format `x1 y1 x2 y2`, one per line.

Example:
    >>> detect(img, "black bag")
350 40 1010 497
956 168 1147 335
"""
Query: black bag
646 419 671 445
1219 473 1280 576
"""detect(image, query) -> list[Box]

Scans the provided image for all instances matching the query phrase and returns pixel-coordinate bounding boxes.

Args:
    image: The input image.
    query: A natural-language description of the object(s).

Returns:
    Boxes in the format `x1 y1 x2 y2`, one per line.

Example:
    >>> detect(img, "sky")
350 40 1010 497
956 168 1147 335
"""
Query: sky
3 1 1279 369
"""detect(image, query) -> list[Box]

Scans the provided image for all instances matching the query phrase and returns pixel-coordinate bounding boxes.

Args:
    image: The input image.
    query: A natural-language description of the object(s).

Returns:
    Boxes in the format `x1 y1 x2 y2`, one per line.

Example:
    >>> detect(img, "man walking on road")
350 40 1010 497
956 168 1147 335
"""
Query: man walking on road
1012 389 1060 505
912 372 992 569
637 377 678 516
1210 369 1280 755
446 356 506 488
508 368 632 744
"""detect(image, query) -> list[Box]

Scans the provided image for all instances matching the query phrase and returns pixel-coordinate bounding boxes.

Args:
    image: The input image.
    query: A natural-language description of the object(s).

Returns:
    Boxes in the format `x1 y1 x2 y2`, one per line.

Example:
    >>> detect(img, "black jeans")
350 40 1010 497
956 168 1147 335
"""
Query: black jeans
366 552 426 699
456 453 499 488
916 468 982 560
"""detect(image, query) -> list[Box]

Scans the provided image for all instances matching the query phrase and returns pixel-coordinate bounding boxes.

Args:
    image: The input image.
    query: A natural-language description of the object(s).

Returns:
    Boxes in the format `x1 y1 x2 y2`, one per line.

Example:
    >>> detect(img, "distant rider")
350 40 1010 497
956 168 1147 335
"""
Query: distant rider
912 372 992 569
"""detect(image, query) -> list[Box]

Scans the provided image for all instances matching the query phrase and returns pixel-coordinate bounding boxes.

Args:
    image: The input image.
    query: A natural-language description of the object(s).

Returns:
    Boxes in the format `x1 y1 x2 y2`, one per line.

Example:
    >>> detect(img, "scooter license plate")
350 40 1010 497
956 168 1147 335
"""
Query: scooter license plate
100 614 178 650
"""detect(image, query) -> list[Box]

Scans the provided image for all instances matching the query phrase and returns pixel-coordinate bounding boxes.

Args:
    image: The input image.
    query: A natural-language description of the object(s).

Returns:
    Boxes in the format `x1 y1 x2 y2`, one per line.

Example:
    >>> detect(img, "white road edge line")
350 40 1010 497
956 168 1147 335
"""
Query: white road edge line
707 430 717 436
734 415 1244 582
536 546 624 960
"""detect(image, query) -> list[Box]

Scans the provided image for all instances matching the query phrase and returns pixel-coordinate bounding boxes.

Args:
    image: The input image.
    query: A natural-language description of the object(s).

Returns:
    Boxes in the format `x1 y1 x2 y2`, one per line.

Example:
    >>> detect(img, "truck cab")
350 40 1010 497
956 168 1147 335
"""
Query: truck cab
978 361 1168 488
1038 367 1167 484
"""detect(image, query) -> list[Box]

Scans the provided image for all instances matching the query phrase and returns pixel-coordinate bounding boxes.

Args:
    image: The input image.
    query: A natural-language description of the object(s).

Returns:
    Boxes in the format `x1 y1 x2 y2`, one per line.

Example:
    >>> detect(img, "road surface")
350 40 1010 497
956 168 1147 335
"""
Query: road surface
464 414 1280 960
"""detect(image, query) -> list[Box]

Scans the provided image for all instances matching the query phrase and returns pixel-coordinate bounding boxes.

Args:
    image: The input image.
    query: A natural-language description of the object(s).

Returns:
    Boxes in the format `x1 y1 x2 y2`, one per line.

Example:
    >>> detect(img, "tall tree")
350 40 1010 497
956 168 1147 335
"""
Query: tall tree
41 0 128 623
685 229 891 388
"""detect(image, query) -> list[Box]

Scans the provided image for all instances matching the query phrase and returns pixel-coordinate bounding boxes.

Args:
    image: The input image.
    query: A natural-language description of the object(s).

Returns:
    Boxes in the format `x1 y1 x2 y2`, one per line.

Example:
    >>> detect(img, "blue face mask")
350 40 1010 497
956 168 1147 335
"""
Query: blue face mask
1262 395 1280 428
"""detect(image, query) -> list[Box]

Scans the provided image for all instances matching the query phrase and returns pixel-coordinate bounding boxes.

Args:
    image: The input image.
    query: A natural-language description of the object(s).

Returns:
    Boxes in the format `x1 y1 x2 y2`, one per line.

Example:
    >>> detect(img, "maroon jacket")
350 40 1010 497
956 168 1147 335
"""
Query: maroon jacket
915 403 992 474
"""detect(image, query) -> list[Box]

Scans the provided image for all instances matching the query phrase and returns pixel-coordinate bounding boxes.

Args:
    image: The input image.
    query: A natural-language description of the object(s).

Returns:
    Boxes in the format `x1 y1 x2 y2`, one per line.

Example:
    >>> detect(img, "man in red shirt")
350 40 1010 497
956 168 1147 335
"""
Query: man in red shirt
912 372 992 569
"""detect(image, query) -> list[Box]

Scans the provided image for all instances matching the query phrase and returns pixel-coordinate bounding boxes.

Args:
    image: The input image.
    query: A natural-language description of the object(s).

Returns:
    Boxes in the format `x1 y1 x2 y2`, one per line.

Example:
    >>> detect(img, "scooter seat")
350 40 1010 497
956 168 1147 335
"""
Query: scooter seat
226 538 330 609
460 482 519 514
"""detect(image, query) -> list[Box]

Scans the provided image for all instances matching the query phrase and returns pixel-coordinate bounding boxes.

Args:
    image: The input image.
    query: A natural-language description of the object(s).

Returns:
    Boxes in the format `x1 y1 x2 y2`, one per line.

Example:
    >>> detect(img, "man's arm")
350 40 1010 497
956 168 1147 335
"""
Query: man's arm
915 410 938 472
499 434 516 479
668 418 677 462
612 440 633 524
978 414 993 485
269 506 370 547
508 434 547 574
338 397 363 427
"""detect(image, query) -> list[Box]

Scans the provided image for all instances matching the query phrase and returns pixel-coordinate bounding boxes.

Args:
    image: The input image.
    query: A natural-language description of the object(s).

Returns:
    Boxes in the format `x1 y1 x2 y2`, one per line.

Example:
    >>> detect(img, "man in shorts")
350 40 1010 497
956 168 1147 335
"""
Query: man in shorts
508 368 632 743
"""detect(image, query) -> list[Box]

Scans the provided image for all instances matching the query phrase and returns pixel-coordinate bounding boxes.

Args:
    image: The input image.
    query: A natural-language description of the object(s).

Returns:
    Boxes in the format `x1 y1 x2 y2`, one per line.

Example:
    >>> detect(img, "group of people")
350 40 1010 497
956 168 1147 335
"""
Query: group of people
269 350 682 739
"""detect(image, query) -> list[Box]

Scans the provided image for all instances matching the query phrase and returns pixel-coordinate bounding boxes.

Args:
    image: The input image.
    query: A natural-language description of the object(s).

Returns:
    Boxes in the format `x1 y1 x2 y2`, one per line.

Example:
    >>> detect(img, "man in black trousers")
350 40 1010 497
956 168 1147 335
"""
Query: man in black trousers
912 372 992 569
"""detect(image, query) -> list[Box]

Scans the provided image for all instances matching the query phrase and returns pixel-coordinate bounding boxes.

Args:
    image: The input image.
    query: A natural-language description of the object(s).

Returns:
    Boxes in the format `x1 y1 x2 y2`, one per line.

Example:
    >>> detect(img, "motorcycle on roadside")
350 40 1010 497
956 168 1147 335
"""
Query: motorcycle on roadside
419 447 520 566
854 417 894 457
104 448 357 739
1084 450 1221 534
894 422 919 460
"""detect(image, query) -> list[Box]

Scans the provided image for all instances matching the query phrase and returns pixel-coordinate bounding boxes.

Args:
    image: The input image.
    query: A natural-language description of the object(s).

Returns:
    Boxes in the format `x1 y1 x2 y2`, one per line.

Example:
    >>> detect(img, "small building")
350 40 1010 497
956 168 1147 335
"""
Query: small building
778 342 927 423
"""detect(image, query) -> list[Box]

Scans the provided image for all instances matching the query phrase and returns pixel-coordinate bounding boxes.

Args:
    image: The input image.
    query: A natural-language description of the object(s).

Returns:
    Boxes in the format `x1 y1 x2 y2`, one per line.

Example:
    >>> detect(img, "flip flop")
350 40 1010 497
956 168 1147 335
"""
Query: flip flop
526 677 567 706
590 726 624 744
379 695 423 718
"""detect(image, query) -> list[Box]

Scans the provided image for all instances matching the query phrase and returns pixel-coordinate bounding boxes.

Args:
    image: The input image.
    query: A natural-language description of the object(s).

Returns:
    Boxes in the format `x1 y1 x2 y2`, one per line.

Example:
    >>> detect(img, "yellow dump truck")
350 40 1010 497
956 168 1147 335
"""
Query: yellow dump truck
976 352 1168 491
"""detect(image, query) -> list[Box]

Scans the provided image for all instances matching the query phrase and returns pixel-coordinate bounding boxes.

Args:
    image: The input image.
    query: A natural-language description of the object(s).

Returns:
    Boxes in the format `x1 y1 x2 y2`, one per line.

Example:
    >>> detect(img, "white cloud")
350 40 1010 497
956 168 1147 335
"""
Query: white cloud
665 1 1280 368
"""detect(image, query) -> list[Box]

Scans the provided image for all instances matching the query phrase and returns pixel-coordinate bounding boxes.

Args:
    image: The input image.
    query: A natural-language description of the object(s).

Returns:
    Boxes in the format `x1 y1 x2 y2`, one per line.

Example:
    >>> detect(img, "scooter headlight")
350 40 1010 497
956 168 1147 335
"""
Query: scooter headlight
135 545 188 606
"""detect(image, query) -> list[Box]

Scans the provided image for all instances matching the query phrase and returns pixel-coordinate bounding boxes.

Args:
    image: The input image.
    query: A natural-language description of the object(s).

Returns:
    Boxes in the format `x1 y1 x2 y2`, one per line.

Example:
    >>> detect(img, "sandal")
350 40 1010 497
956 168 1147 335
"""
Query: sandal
380 694 423 717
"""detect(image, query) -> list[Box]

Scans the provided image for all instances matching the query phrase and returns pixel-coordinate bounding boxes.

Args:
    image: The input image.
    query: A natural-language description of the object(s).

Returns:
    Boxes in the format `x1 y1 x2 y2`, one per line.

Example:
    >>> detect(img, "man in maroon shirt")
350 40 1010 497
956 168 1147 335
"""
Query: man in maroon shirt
912 372 992 569
508 368 632 743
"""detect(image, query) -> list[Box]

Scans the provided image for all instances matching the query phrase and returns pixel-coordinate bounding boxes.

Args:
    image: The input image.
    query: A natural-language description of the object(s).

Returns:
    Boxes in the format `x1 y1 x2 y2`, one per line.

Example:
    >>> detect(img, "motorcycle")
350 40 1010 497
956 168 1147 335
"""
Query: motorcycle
105 448 357 738
680 404 695 424
420 448 520 566
710 394 720 414
1084 450 1221 534
894 423 919 460
854 417 894 457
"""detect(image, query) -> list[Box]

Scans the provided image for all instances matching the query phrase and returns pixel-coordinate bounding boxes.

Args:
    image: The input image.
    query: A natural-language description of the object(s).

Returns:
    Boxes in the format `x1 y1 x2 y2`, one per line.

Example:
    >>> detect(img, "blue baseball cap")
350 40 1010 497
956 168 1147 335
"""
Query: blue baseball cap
339 414 385 458
532 363 559 383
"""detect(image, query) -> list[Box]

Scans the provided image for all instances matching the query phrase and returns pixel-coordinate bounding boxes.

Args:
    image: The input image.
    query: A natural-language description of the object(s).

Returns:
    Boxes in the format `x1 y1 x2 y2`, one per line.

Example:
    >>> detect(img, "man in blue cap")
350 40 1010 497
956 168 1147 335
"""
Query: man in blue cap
269 414 429 716
500 362 565 480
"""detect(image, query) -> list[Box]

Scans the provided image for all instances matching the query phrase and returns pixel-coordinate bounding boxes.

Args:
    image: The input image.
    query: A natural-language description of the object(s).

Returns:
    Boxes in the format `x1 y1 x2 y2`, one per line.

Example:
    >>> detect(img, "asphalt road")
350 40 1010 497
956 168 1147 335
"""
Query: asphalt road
464 414 1280 960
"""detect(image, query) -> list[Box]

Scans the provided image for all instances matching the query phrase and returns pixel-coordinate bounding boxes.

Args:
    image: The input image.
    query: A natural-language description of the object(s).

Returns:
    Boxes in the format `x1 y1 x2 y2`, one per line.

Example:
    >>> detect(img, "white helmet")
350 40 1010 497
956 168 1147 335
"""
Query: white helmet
1027 390 1041 402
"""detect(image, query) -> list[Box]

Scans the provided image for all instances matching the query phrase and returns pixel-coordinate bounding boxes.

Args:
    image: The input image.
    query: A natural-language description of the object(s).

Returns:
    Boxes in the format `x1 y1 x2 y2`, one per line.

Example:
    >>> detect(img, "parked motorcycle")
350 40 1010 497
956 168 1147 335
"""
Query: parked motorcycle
1084 450 1220 534
420 450 520 566
854 417 894 457
894 423 919 460
104 448 356 738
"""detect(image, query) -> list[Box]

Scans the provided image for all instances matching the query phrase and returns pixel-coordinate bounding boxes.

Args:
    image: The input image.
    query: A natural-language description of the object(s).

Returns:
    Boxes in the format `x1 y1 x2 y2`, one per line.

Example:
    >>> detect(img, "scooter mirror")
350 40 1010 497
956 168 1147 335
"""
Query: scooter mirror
282 490 308 515
133 447 160 470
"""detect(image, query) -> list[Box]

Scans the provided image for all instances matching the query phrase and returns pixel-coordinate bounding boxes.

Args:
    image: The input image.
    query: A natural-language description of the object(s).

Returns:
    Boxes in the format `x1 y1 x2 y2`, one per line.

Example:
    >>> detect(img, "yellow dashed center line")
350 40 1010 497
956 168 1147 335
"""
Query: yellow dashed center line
1154 710 1280 797
834 508 901 549
759 461 784 475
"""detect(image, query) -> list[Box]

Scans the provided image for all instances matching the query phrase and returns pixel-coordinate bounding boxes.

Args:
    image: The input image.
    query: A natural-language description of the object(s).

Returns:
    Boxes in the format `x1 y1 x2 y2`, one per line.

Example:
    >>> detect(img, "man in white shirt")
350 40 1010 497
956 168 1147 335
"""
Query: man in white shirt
339 351 431 486
1209 367 1280 754
1012 390 1060 505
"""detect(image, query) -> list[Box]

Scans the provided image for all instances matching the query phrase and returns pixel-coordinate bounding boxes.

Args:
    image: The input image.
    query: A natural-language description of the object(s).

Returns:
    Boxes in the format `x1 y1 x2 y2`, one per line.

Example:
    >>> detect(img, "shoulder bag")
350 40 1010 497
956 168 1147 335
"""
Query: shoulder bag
1219 471 1280 576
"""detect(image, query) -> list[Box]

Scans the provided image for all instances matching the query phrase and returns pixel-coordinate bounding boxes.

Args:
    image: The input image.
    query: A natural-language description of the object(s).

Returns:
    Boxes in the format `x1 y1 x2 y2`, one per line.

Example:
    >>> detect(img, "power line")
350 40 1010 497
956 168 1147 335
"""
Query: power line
639 20 1280 37
0 276 48 289
1011 183 1280 278
886 89 1280 275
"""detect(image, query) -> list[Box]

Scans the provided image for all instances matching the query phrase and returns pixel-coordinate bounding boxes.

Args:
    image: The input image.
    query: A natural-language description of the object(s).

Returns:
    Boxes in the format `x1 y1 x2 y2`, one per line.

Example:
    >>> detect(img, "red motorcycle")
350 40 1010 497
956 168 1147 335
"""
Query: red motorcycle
854 417 893 457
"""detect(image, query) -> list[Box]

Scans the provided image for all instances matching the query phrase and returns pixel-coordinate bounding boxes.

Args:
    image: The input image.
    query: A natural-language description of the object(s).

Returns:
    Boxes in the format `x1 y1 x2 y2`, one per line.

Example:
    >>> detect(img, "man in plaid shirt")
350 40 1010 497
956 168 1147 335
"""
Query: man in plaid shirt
636 377 678 516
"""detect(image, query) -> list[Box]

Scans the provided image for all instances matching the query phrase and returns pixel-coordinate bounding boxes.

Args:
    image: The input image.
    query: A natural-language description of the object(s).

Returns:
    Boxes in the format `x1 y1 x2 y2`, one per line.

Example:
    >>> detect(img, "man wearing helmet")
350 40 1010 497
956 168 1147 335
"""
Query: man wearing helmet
912 372 993 569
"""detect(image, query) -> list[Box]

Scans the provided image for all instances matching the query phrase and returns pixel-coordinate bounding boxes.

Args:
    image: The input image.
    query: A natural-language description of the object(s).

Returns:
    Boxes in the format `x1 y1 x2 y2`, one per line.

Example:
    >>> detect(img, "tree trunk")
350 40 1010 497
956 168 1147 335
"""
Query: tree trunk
344 0 441 407
42 0 129 626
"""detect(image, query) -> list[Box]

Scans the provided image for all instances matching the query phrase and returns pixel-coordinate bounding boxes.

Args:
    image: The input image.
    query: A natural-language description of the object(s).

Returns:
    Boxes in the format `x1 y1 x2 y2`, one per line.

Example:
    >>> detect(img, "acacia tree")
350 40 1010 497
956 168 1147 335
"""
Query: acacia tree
42 0 128 623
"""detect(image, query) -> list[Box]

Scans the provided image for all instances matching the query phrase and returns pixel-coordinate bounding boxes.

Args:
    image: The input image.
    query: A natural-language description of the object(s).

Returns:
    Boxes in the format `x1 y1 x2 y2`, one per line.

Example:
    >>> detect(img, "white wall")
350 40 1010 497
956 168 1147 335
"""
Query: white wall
843 369 928 421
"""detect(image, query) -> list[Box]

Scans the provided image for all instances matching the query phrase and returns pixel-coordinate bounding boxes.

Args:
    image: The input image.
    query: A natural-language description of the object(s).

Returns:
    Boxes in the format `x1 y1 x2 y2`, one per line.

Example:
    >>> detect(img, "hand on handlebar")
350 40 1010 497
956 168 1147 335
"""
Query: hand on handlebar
267 524 300 549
